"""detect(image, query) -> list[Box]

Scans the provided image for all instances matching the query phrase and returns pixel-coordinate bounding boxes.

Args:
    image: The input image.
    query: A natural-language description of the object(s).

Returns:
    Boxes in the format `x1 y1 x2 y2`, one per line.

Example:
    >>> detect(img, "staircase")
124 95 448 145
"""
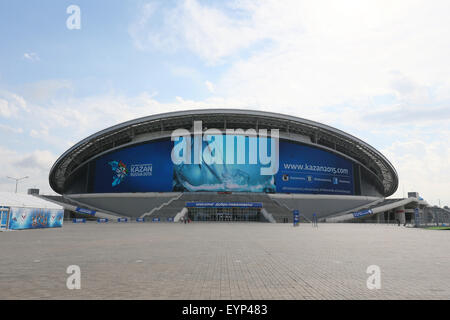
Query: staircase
259 195 293 223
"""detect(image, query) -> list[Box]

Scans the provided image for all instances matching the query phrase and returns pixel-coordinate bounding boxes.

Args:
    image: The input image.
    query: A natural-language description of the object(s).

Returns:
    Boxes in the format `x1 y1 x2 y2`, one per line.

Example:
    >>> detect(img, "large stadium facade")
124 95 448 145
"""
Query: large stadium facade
44 109 431 223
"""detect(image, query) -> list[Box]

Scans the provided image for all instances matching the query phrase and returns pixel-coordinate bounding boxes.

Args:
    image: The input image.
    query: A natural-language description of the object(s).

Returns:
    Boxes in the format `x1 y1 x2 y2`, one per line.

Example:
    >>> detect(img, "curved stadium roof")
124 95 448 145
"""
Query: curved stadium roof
49 109 398 196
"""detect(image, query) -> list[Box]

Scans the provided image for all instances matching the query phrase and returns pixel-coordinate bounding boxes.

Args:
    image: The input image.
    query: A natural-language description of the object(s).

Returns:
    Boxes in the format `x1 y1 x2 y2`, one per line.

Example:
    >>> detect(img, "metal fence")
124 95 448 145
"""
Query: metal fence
416 207 450 228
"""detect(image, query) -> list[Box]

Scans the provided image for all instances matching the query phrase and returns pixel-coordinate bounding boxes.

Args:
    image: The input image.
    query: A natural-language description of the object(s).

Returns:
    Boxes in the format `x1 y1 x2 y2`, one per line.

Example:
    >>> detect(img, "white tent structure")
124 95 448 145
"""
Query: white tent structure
0 192 63 210
0 192 63 231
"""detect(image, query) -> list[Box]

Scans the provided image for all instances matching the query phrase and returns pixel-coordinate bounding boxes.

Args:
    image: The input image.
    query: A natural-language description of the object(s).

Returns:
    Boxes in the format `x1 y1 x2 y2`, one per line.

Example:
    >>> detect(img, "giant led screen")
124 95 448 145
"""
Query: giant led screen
93 136 354 195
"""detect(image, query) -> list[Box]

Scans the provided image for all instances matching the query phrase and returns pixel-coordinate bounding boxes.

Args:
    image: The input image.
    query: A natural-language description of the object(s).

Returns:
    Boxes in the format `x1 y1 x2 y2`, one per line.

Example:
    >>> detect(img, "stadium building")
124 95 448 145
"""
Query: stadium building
43 109 431 224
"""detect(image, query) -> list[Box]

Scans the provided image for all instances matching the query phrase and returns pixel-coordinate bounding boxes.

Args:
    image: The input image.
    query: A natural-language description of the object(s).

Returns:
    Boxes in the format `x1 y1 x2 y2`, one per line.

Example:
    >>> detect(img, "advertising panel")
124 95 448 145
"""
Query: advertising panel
75 207 96 216
353 209 373 218
93 137 354 195
1 207 9 229
94 140 173 193
293 210 299 226
173 135 276 193
8 207 64 230
276 141 354 195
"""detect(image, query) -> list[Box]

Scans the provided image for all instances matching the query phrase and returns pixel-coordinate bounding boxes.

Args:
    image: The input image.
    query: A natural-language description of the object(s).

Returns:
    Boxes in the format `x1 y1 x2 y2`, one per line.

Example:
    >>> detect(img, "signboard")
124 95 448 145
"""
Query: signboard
186 202 263 208
414 208 420 226
97 218 108 223
293 210 299 226
276 142 354 195
72 218 86 223
173 135 276 193
152 217 160 222
117 218 128 223
352 209 373 218
94 140 173 193
167 217 174 222
75 207 96 216
136 218 145 222
1 206 9 230
7 207 63 230
92 138 354 195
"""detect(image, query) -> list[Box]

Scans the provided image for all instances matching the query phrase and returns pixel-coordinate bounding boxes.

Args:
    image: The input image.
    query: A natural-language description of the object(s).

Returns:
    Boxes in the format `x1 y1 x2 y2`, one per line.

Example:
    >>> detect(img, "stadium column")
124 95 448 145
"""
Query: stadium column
376 212 382 224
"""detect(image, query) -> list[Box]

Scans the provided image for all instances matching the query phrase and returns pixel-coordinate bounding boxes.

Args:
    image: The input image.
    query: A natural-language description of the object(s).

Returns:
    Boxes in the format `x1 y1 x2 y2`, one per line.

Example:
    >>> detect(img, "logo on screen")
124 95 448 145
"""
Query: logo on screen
108 160 128 186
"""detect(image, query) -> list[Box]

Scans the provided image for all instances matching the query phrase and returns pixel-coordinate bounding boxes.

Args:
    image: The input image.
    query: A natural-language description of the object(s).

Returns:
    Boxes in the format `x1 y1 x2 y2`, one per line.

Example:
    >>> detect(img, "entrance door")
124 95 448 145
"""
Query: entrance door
187 206 261 222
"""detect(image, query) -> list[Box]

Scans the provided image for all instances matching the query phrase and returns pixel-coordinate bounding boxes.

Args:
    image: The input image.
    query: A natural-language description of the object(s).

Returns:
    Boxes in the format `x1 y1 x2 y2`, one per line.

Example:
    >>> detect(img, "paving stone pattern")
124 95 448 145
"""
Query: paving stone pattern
0 223 449 299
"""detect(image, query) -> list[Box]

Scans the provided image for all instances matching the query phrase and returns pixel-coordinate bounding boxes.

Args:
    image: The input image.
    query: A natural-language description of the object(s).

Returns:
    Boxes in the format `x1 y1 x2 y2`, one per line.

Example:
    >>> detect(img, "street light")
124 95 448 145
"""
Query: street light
6 176 29 193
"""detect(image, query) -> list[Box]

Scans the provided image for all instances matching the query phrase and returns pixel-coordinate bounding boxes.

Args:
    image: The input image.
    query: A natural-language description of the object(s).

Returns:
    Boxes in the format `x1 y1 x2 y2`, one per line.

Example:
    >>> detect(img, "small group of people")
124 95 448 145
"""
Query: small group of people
180 216 191 224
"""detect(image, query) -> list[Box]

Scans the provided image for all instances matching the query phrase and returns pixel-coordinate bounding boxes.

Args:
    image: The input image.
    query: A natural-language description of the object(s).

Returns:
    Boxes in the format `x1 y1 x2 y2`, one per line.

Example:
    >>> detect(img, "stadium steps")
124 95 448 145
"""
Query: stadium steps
66 194 182 218
258 195 293 223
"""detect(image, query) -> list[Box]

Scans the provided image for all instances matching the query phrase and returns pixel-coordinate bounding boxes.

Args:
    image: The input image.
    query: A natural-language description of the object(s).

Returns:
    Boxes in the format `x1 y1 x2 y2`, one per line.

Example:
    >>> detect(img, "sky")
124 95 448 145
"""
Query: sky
0 0 449 206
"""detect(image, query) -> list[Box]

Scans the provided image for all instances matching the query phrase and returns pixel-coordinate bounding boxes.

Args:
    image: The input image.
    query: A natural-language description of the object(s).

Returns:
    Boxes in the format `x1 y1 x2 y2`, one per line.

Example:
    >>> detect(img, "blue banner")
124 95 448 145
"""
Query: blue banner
152 217 160 222
92 138 354 196
136 218 144 222
75 207 96 216
72 218 86 223
352 209 373 218
94 140 173 193
186 202 263 208
173 135 276 192
8 207 64 230
293 210 299 226
414 208 420 226
97 218 108 223
117 218 128 222
1 207 9 229
276 141 354 195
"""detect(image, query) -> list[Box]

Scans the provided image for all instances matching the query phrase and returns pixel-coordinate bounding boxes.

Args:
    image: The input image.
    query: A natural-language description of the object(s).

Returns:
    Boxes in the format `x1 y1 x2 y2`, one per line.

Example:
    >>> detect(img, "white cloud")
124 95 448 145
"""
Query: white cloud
0 98 12 117
382 130 450 206
129 0 291 64
205 81 215 93
130 0 450 109
21 79 73 102
0 147 57 194
23 52 40 62
0 91 28 118
0 124 23 134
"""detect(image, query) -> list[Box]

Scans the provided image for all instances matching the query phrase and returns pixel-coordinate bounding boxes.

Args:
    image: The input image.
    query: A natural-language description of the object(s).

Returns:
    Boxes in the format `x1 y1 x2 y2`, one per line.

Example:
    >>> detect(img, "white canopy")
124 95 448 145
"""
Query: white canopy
0 192 63 210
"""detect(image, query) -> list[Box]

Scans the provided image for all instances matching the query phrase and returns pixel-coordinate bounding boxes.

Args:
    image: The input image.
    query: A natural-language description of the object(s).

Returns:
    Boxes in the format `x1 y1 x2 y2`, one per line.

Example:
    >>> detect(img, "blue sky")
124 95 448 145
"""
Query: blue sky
0 0 449 206
0 1 217 101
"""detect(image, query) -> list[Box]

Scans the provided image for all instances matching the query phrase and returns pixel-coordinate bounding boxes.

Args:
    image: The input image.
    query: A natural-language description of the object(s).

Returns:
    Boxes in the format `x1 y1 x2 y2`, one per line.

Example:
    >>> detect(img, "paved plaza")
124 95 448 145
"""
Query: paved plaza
0 223 449 299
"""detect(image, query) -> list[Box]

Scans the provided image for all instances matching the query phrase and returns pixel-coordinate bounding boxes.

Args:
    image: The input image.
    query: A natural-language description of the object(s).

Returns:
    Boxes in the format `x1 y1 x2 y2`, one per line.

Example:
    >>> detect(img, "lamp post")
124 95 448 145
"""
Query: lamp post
6 176 29 193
